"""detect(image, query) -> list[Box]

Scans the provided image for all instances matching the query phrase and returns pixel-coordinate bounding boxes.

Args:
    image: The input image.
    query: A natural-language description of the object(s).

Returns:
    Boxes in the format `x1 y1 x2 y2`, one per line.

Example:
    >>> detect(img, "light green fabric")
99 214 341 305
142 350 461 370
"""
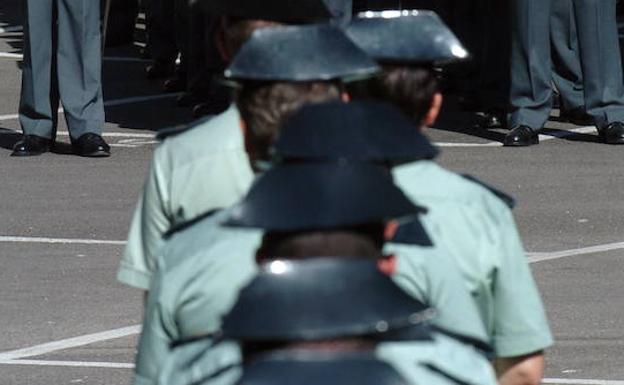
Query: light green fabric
378 333 497 385
133 209 490 385
393 160 553 357
156 333 497 385
117 106 254 290
387 243 490 346
134 209 261 385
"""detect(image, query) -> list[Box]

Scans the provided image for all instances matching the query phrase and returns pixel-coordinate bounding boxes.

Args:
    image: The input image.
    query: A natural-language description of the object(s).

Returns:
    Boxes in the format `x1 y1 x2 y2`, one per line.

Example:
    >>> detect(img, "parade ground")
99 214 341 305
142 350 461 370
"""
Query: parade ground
1 2 624 384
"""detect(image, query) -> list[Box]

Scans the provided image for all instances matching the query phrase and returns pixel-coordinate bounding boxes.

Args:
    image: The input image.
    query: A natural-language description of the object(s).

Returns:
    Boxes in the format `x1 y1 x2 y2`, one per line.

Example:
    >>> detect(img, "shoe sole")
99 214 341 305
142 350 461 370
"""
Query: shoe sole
10 151 46 157
76 150 111 158
503 137 539 147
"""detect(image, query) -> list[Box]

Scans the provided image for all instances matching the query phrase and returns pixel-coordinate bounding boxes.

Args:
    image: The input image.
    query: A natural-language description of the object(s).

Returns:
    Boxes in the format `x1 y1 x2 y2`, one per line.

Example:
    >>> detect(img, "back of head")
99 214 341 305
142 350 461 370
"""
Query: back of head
258 225 385 262
237 81 342 162
356 65 439 125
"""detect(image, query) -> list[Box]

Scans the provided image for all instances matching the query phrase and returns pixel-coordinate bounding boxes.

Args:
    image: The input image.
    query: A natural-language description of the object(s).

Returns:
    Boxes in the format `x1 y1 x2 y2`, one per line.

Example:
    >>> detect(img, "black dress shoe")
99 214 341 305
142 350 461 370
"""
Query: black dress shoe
163 77 187 92
503 125 540 147
72 133 111 157
192 100 230 118
476 109 506 129
145 62 175 80
560 107 594 126
175 92 200 107
599 122 624 144
11 135 51 157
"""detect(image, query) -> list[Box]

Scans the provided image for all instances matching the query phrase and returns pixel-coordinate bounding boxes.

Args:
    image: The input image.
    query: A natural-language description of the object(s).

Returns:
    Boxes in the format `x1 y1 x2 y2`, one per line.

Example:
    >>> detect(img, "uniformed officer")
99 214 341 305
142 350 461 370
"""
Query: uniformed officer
506 0 624 146
13 0 110 157
217 257 494 385
117 0 338 291
131 24 384 385
340 12 552 385
150 158 495 385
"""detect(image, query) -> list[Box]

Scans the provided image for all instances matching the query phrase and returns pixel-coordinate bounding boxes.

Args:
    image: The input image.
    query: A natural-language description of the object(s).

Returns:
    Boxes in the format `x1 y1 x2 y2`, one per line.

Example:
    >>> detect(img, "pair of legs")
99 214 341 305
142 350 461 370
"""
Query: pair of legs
17 0 108 156
507 0 624 145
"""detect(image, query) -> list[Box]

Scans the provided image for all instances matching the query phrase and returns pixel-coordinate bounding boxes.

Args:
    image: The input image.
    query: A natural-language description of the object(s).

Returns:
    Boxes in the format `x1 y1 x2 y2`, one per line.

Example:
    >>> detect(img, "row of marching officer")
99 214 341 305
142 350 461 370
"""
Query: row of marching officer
115 1 554 385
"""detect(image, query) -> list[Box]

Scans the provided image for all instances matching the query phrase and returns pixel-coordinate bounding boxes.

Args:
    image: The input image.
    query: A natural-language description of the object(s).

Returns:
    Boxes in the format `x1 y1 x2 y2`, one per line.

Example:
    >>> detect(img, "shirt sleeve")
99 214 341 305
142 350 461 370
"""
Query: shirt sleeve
490 206 554 357
133 261 177 385
389 244 491 347
118 145 172 290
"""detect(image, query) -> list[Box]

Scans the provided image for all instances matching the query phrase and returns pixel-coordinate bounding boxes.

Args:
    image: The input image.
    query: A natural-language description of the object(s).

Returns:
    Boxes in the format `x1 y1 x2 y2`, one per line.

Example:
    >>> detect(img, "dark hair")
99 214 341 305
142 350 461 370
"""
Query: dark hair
220 18 281 59
257 225 385 262
350 65 438 125
236 81 341 162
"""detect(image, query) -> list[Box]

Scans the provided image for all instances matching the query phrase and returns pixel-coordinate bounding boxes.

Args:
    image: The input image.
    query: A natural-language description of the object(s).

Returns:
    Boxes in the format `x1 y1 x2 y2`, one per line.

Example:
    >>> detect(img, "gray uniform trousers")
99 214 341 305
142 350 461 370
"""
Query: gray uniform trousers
551 0 584 112
20 0 104 140
509 0 624 131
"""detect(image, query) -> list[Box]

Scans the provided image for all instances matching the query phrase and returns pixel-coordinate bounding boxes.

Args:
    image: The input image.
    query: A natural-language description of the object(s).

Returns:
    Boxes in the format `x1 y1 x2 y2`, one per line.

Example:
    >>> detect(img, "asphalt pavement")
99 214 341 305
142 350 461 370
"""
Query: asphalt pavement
1 1 623 384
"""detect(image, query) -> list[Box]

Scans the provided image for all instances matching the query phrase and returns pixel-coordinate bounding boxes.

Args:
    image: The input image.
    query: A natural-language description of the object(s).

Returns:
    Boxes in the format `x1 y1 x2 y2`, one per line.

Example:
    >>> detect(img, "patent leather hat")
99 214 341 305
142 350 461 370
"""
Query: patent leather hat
346 10 469 65
225 24 380 83
193 0 333 23
224 162 424 231
275 100 439 164
222 258 434 341
238 351 411 385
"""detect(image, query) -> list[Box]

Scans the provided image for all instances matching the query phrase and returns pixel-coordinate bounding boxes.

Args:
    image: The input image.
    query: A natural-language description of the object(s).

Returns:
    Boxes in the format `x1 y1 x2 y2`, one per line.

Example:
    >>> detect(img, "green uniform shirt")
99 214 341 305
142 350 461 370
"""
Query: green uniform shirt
117 106 254 290
133 210 490 385
156 334 497 385
393 160 553 357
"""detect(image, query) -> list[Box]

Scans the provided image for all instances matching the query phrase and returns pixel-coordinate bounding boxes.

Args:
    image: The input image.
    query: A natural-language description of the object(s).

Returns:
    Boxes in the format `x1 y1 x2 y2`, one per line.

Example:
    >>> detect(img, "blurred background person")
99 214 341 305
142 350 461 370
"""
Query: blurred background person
14 0 110 157
506 0 624 146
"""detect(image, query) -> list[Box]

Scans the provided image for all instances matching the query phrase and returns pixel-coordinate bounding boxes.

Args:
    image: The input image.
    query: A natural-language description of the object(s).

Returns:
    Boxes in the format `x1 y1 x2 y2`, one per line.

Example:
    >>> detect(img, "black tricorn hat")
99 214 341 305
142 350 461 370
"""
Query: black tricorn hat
238 351 411 385
345 10 469 65
224 24 380 83
224 162 423 231
192 0 332 23
222 258 433 341
275 101 439 164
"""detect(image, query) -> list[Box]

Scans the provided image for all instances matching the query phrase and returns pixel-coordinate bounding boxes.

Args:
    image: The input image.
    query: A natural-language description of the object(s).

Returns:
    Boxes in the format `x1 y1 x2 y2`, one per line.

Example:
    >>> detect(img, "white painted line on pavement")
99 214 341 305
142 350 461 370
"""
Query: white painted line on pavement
0 113 19 121
543 378 624 385
103 93 181 107
0 52 22 59
528 241 624 264
435 141 502 147
0 325 141 361
0 359 134 369
0 26 23 34
0 93 179 122
434 126 596 148
0 51 148 63
0 128 155 138
0 236 126 245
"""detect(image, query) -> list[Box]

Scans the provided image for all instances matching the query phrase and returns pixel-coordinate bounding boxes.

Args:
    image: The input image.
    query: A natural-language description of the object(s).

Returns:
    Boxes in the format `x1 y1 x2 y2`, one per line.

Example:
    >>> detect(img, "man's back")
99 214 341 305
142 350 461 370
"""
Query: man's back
118 106 254 290
393 159 553 357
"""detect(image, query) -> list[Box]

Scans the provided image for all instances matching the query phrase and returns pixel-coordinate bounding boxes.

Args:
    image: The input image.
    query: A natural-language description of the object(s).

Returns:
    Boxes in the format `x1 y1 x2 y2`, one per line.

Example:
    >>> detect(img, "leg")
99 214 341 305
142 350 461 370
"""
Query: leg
508 0 554 132
573 0 624 129
56 0 105 139
478 0 511 119
146 0 177 74
19 0 56 139
551 0 585 112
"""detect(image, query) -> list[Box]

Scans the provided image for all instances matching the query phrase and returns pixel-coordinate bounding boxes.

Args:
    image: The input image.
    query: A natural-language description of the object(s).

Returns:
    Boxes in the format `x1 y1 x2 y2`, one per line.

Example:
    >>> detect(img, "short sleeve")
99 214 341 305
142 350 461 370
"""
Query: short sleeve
490 207 553 357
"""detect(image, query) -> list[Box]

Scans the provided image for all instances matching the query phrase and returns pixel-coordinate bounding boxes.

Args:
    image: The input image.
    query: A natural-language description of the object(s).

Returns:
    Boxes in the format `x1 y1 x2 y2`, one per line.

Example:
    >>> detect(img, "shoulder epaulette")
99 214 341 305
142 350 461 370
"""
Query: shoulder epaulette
461 174 516 209
163 209 220 240
156 116 214 141
390 218 434 246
